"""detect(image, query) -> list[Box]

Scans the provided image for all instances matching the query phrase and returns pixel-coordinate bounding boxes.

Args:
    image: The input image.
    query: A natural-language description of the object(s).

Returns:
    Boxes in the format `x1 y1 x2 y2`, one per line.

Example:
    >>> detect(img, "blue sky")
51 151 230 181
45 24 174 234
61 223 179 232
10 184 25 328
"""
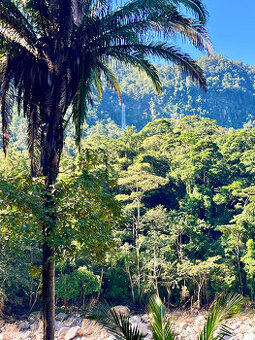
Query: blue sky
186 0 255 65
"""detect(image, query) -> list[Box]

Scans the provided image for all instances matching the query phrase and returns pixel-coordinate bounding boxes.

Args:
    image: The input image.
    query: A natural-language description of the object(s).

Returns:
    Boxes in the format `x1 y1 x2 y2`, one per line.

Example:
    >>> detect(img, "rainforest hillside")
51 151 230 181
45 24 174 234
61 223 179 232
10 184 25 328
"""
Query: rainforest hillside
86 55 255 130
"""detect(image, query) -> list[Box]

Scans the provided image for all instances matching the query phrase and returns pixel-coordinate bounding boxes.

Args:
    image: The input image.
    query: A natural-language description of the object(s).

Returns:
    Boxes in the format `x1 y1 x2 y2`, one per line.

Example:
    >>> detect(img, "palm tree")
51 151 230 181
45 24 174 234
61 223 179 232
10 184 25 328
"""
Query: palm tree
0 0 211 338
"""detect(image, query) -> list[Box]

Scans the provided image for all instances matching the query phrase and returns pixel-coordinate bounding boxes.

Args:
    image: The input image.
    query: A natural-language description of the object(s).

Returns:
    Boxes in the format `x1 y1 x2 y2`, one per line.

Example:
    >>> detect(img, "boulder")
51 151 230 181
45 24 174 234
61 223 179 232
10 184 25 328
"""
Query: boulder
64 326 81 340
71 317 83 327
18 321 30 330
195 315 205 327
28 312 41 323
111 306 130 317
56 313 69 322
57 326 69 339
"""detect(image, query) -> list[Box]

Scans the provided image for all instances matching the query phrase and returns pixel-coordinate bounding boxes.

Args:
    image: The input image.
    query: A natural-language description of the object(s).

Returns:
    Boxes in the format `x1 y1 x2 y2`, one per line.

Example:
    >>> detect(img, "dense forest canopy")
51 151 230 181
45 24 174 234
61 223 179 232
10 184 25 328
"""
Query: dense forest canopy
87 55 255 130
1 116 255 312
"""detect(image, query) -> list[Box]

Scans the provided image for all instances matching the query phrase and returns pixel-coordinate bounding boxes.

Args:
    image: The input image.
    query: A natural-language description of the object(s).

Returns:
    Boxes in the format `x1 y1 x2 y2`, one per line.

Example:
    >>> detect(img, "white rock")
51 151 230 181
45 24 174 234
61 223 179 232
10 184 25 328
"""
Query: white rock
64 326 81 340
130 315 141 324
195 315 205 326
57 326 69 338
178 321 187 330
137 322 149 335
55 320 63 331
19 330 31 339
243 333 255 340
141 314 149 323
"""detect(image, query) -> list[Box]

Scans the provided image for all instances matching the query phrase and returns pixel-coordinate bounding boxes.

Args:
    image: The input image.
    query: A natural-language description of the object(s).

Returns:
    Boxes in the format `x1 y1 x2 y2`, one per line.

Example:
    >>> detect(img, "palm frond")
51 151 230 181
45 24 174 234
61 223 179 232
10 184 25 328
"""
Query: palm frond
97 61 122 103
91 68 103 102
25 0 50 34
98 1 210 50
52 0 74 44
0 0 37 43
72 53 94 147
0 0 37 55
171 0 207 23
111 310 146 340
198 294 244 340
0 55 13 156
106 52 162 94
148 295 177 340
101 43 206 90
86 302 145 340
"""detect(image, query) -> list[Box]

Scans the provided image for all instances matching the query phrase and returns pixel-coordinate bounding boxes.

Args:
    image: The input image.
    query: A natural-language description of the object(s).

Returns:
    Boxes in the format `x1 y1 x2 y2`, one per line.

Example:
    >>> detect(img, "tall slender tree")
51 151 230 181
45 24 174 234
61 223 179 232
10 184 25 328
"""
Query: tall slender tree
0 0 211 338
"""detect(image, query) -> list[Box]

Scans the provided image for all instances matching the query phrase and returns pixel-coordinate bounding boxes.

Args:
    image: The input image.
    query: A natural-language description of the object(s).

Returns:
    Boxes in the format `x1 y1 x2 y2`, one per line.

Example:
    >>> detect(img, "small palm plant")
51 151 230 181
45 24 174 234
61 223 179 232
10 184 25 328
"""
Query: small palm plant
88 294 244 340
198 294 245 340
148 296 177 340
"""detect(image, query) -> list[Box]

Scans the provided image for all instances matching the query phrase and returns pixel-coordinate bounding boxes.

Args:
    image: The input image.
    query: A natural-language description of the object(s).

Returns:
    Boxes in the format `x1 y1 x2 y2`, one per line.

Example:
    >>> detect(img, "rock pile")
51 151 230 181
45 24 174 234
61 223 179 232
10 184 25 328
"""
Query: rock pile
0 308 255 339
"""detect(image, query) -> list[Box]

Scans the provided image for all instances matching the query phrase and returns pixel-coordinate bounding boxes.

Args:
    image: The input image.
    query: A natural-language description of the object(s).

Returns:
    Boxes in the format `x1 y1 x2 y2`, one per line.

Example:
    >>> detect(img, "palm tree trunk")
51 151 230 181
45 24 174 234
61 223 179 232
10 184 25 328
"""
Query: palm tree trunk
42 180 57 340
42 241 55 340
41 111 64 340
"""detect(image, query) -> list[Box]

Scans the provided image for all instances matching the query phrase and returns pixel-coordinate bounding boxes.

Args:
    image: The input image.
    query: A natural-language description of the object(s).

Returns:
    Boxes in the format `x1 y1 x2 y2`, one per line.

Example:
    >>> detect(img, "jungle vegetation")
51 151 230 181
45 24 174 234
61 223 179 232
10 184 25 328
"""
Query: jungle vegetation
0 0 211 338
1 116 255 315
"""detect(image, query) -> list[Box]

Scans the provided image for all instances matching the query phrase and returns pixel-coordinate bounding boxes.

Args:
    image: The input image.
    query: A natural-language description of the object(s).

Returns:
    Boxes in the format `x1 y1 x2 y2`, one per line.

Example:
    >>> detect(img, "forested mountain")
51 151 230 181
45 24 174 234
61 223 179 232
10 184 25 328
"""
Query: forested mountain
2 117 255 313
87 55 255 130
7 55 255 149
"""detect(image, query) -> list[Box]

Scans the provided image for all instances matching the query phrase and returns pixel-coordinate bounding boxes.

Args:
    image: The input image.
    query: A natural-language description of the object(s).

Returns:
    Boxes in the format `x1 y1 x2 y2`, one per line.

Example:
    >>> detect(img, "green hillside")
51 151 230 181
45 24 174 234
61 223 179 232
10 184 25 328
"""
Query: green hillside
87 55 255 130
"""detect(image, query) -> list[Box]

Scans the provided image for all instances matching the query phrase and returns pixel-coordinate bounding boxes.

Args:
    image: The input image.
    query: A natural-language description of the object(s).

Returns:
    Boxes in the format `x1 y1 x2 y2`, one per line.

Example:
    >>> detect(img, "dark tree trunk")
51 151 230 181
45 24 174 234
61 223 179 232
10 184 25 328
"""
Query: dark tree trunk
40 108 64 340
42 241 55 340
42 183 57 340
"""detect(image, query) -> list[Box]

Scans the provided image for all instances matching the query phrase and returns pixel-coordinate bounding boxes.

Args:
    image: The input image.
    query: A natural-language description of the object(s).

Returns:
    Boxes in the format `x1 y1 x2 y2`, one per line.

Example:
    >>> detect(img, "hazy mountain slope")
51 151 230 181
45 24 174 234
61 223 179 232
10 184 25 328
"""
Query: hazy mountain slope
87 55 255 130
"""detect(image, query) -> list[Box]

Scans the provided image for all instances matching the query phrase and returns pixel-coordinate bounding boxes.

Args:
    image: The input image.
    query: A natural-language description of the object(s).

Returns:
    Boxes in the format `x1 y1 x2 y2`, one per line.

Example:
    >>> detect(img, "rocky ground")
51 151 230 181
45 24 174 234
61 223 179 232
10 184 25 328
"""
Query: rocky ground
0 307 255 339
